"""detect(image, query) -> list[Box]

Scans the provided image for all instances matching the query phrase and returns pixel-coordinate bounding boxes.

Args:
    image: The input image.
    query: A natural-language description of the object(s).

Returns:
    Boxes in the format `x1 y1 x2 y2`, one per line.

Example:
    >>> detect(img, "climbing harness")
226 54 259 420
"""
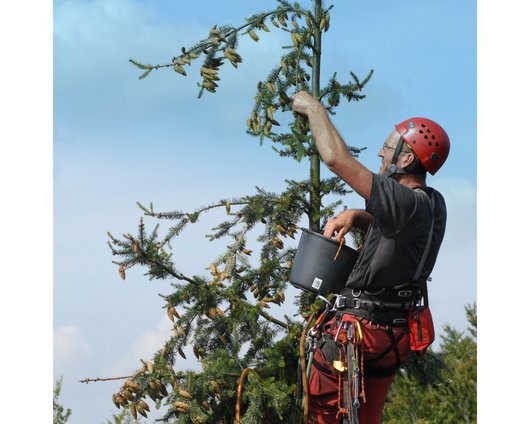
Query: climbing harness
302 286 425 423
300 189 438 422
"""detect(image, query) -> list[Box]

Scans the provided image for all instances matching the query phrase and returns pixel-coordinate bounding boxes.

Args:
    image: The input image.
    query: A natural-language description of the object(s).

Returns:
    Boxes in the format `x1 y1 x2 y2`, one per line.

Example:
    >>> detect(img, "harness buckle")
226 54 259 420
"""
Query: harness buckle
392 318 408 325
351 298 361 309
335 295 346 309
398 290 413 298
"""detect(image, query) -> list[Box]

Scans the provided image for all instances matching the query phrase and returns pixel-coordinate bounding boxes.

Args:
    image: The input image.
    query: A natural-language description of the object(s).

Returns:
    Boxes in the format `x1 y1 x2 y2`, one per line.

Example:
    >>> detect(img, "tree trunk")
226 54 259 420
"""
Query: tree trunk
309 0 322 232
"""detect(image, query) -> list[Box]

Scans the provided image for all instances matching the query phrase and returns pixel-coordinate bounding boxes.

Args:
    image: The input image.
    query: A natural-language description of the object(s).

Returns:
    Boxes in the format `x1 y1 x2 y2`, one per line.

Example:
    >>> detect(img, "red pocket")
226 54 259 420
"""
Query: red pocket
308 348 339 412
408 306 435 354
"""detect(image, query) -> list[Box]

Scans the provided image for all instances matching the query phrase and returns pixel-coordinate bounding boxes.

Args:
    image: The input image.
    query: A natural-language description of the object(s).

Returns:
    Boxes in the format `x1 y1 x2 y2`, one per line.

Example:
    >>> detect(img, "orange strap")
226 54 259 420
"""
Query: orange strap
235 368 256 423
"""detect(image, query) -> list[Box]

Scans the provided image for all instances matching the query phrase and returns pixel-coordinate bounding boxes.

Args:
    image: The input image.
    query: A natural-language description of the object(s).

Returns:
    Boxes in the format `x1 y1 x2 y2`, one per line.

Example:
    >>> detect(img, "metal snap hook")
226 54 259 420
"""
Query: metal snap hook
317 294 334 307
351 289 362 298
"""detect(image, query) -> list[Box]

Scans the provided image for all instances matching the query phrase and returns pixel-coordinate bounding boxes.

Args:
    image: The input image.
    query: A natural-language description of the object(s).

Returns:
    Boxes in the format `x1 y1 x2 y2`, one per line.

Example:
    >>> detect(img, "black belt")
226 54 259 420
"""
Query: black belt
333 288 417 326
334 296 414 311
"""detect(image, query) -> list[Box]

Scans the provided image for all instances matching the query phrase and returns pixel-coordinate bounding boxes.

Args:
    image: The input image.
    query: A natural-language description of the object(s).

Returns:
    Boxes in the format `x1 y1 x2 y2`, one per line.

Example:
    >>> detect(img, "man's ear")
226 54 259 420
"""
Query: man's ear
401 152 415 168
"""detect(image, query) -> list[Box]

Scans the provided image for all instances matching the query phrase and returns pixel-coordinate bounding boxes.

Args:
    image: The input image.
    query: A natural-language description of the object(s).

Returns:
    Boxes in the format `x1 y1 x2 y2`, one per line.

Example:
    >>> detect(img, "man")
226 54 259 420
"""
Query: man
291 91 449 424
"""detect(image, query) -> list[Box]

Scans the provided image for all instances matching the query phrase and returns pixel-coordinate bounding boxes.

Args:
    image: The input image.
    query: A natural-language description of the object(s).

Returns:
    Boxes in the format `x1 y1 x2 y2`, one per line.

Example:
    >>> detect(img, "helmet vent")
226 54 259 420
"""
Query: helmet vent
424 135 429 139
435 142 440 147
428 141 433 146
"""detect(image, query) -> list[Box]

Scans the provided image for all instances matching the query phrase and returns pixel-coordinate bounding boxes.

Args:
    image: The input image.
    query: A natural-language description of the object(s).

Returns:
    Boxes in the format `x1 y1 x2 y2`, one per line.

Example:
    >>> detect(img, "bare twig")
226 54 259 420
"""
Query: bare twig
79 375 133 384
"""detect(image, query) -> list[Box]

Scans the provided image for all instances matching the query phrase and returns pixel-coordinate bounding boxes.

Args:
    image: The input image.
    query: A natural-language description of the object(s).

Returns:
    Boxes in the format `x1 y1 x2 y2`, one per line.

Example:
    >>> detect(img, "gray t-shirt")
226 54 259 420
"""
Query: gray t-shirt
345 173 447 290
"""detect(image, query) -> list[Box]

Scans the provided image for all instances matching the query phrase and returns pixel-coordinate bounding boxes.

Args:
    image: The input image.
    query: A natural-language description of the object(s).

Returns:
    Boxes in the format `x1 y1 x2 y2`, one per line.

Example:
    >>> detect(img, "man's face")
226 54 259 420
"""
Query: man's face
377 130 401 175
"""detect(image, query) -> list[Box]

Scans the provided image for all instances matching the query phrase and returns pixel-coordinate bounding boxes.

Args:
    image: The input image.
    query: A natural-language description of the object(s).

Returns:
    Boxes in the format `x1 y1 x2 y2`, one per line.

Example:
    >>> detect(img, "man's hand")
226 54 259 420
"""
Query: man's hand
323 209 374 240
292 91 321 117
323 210 356 240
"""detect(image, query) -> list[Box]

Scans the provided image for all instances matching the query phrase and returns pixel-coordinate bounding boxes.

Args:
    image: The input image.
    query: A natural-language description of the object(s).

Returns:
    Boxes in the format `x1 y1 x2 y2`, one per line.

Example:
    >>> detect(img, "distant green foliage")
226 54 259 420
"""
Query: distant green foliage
105 409 139 424
54 376 72 424
383 304 477 423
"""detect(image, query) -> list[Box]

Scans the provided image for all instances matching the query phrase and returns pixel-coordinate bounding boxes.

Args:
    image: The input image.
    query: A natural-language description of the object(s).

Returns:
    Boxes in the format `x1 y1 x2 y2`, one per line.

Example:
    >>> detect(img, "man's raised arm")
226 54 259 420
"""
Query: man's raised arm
292 90 373 200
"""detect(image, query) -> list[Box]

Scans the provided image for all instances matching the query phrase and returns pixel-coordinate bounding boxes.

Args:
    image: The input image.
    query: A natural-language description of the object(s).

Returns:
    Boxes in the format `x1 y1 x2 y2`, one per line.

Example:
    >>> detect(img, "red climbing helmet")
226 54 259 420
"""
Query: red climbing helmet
395 117 450 175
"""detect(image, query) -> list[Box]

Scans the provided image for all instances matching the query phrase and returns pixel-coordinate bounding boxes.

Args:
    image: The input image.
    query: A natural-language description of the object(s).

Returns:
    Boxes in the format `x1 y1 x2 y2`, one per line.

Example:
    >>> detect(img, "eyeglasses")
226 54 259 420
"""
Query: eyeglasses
381 141 415 155
381 142 396 152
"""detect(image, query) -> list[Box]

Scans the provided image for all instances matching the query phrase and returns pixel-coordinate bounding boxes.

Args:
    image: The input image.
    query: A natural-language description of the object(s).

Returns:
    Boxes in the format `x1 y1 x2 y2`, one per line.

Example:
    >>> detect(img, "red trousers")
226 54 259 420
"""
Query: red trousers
308 314 410 424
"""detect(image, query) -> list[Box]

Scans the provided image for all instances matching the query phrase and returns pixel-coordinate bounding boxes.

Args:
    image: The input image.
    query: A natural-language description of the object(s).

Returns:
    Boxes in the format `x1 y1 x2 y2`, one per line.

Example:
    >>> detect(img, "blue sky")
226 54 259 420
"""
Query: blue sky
51 1 478 422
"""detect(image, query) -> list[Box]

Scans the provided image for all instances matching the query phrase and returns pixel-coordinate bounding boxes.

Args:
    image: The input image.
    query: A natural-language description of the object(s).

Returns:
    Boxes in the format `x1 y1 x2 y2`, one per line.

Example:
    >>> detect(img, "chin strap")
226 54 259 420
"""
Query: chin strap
384 137 407 178
384 137 424 178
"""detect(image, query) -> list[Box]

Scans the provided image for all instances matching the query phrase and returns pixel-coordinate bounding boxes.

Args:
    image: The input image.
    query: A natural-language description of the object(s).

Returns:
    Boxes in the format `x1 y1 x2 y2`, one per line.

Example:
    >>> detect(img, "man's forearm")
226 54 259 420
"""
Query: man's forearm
304 104 351 169
292 91 373 200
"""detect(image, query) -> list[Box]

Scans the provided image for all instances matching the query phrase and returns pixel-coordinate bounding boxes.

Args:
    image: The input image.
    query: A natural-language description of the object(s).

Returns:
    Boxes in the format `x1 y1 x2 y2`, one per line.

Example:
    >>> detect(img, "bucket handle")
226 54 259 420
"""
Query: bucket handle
333 237 346 261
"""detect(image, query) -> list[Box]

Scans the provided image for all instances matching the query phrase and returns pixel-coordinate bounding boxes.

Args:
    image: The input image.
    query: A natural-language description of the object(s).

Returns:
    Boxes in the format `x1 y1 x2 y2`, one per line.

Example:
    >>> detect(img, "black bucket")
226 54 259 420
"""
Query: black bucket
289 228 359 295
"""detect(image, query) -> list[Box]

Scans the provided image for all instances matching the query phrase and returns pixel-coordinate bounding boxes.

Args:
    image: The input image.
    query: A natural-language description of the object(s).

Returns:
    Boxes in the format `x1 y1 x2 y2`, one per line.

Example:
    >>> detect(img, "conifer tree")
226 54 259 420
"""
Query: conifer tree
383 304 477 423
106 1 372 422
54 376 72 424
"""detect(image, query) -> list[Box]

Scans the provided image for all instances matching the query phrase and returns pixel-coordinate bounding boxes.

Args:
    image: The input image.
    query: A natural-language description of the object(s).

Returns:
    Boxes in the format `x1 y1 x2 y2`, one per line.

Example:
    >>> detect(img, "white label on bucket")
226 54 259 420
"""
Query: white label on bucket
312 278 323 290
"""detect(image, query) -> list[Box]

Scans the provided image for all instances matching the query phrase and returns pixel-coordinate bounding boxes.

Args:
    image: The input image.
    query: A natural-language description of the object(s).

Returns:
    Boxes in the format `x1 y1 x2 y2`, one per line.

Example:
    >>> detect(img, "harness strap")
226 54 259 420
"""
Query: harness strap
334 289 416 326
336 296 415 311
336 308 408 327
413 189 436 283
387 328 402 369
364 344 394 366
364 329 406 377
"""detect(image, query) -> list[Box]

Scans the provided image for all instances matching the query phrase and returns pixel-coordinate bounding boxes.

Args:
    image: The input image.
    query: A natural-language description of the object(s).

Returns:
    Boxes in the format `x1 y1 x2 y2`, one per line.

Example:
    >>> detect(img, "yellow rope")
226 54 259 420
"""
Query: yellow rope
300 312 316 424
355 321 366 403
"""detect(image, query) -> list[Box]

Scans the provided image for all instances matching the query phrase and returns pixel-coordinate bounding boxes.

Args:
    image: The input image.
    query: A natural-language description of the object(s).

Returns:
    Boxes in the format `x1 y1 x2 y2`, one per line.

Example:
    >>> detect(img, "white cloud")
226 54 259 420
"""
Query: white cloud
109 314 201 376
130 314 173 360
54 325 91 365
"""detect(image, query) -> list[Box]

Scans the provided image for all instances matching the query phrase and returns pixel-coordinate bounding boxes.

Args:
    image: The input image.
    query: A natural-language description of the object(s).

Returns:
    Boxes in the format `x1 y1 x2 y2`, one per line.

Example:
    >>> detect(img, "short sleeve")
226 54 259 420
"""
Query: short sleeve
365 173 417 235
